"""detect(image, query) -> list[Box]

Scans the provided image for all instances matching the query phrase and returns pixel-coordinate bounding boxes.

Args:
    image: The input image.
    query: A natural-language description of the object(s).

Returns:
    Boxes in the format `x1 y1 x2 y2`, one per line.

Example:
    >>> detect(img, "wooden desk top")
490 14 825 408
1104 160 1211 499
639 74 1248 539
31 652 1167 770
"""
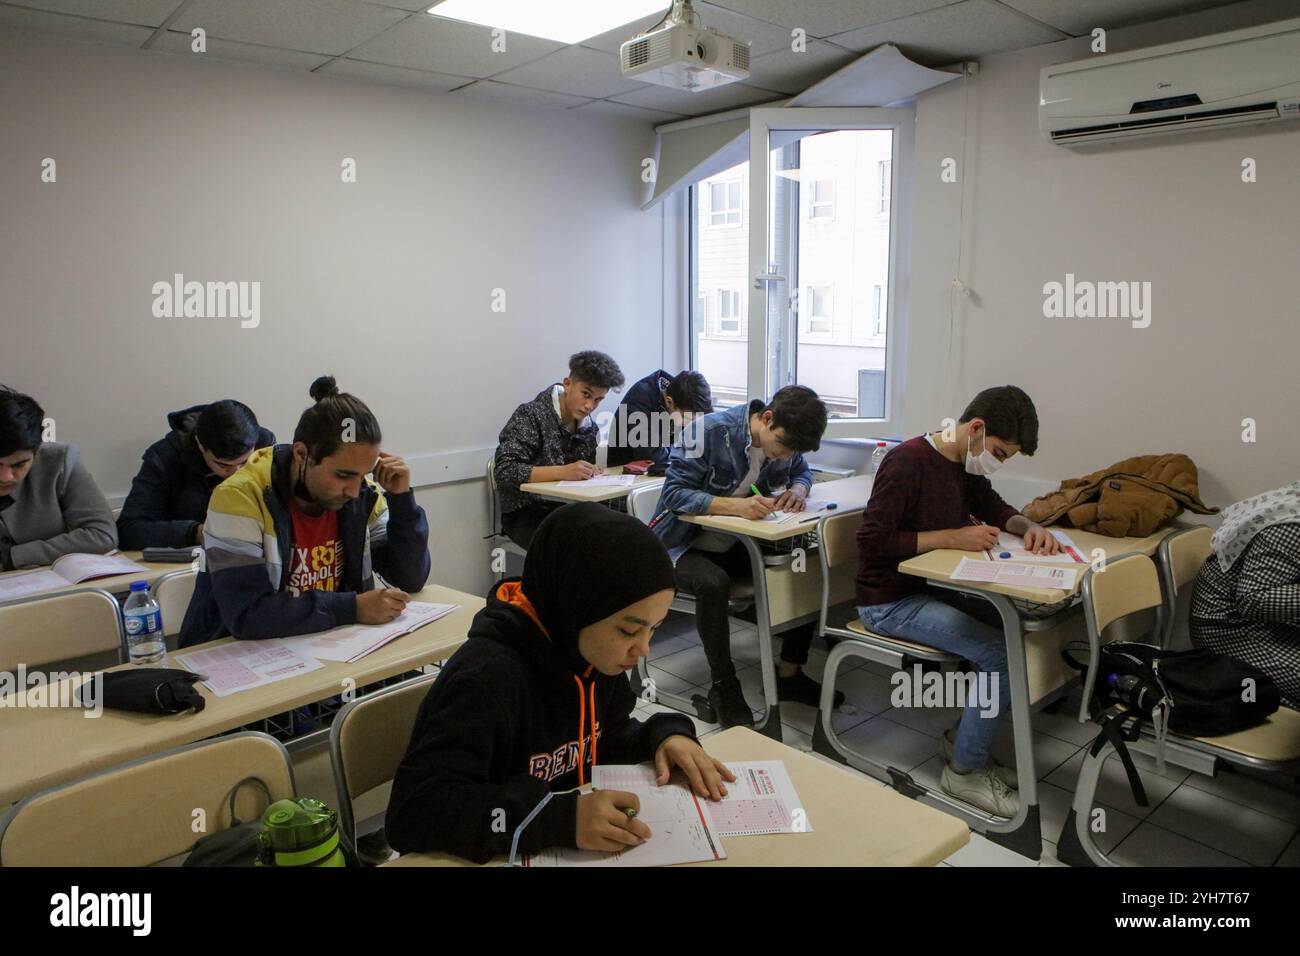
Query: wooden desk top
681 474 873 542
384 725 969 868
0 551 181 601
898 526 1180 606
0 584 482 806
520 466 664 504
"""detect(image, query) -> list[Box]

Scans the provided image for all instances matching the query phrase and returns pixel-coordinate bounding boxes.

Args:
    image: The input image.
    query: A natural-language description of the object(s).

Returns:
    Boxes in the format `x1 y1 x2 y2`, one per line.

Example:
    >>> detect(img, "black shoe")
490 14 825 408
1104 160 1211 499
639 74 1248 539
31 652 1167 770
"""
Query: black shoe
708 677 755 728
777 670 845 709
355 827 394 866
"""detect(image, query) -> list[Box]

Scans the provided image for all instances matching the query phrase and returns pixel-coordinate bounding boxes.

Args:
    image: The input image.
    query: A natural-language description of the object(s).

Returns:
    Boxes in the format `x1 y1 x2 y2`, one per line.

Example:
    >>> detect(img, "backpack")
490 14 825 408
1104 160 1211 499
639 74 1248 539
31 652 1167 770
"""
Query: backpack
1062 641 1280 805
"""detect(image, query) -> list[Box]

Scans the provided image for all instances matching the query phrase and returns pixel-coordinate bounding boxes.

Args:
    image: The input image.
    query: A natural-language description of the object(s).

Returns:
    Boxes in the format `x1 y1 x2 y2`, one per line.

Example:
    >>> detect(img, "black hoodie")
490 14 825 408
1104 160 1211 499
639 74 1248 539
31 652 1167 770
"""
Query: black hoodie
116 404 275 549
386 505 695 863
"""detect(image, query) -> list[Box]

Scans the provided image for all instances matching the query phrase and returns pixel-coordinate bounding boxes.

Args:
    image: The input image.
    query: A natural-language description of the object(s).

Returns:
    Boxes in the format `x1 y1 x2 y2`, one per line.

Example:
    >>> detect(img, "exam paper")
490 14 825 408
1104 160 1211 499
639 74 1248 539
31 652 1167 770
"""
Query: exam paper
555 474 637 488
175 641 323 698
985 531 1086 564
704 760 810 836
275 602 459 663
0 552 148 601
527 765 727 867
951 556 1078 591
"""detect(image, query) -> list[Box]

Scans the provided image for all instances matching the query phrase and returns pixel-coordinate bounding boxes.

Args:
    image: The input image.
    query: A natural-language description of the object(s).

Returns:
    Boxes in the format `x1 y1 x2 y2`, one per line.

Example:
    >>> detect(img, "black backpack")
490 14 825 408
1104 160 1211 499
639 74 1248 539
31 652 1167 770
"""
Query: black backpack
1062 641 1280 805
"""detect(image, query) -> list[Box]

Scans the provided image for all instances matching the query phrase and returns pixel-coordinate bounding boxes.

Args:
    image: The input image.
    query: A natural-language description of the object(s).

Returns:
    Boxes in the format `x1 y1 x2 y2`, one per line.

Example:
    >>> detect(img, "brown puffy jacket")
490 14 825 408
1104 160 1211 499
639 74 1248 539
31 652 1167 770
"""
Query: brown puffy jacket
1023 454 1218 537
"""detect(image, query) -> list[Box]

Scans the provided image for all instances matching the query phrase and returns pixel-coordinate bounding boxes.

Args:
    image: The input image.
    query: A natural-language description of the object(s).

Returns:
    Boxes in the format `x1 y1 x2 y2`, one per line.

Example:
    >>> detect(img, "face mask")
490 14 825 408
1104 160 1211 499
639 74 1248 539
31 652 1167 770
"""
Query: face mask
965 430 1003 476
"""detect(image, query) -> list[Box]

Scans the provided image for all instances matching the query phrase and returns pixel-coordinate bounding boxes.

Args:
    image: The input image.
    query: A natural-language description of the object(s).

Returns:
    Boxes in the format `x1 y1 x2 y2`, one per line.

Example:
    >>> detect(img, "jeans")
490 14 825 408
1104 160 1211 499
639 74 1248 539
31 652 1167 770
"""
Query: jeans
858 591 1010 772
675 543 812 684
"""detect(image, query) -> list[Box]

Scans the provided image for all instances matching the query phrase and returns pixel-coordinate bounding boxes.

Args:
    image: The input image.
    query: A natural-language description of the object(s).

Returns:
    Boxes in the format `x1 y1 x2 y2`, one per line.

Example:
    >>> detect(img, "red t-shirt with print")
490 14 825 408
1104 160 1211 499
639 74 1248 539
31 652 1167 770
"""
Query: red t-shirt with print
287 499 344 596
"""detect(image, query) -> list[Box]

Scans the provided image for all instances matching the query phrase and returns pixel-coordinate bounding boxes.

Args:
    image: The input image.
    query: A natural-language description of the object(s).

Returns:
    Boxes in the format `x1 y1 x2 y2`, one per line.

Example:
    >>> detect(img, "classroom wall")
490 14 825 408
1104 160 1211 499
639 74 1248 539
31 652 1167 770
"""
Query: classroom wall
0 29 668 595
902 2 1300 517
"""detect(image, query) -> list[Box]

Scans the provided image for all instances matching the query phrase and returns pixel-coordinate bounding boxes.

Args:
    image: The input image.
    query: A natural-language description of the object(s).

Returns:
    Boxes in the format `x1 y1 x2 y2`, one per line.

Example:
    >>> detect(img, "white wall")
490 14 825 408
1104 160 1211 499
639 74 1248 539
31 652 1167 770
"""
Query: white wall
0 29 667 595
902 8 1300 515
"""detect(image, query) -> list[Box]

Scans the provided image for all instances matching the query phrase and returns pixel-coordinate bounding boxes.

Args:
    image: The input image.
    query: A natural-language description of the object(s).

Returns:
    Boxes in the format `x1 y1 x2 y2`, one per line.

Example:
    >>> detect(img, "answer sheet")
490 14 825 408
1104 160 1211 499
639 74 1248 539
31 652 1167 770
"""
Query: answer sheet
274 601 458 663
951 556 1078 591
554 474 637 488
984 531 1085 564
175 641 323 697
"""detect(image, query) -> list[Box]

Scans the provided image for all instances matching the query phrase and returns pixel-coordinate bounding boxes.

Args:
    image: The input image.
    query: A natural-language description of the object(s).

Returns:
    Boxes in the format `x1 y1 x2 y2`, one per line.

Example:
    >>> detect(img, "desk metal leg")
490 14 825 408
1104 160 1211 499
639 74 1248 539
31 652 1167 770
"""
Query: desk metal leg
738 536 783 741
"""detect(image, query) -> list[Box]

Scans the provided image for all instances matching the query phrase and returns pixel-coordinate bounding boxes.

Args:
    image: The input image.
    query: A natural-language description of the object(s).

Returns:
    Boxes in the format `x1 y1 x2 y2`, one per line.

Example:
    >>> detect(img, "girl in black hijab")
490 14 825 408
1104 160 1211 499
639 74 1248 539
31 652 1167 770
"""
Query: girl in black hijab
387 502 734 863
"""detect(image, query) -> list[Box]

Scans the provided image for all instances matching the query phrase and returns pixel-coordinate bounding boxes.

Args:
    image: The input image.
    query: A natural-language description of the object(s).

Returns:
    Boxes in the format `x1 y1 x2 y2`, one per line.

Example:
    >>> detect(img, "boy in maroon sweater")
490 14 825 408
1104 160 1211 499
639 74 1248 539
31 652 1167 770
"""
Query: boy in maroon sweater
855 386 1059 818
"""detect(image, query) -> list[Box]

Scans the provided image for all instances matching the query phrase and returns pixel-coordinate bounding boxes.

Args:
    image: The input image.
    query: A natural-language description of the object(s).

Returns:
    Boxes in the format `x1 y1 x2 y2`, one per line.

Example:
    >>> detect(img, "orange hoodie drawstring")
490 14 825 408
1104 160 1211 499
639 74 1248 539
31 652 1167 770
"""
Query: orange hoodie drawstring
573 668 600 788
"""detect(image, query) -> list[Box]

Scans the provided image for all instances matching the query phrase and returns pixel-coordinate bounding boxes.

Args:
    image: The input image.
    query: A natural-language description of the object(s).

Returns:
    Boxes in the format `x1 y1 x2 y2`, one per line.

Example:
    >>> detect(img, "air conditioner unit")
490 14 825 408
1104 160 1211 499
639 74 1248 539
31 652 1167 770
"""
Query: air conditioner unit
620 0 750 92
1039 16 1300 146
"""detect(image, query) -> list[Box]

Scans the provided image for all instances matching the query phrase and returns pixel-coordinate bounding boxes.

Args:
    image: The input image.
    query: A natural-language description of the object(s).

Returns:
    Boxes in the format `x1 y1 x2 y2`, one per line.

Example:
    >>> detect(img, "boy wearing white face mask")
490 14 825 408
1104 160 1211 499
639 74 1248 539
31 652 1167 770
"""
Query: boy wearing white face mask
854 386 1059 818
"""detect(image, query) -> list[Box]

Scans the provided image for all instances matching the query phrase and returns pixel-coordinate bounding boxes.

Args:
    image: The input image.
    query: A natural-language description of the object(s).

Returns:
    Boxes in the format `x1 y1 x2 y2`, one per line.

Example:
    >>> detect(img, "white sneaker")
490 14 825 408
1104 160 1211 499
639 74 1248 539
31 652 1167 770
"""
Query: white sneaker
941 763 1021 818
939 727 1019 789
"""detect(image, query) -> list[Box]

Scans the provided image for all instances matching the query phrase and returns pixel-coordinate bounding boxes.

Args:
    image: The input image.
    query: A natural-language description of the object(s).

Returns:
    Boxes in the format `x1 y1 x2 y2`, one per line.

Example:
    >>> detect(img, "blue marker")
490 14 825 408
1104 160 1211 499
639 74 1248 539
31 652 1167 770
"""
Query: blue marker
998 551 1012 559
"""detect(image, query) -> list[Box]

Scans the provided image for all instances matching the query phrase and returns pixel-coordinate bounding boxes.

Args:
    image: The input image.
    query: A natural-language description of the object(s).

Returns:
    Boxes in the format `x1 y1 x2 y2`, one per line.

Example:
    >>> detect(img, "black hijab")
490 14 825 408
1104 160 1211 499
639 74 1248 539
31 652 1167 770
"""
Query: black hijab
521 502 677 673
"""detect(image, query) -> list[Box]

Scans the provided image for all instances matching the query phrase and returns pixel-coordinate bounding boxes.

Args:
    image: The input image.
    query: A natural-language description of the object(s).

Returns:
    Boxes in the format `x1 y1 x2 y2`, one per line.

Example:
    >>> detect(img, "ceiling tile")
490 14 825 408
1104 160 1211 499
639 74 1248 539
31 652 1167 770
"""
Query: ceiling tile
349 12 564 76
578 10 669 55
571 99 688 124
829 0 1067 64
2 0 183 26
0 4 154 44
318 57 471 92
359 0 433 9
151 30 332 68
611 80 785 116
492 45 642 98
999 0 1240 36
454 79 593 110
705 0 962 37
744 38 859 94
173 0 407 56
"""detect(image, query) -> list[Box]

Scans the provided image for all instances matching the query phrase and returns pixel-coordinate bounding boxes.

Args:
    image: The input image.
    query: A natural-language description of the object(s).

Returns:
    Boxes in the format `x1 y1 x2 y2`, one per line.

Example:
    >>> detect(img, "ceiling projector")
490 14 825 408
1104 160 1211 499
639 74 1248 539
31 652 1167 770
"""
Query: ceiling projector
620 1 751 91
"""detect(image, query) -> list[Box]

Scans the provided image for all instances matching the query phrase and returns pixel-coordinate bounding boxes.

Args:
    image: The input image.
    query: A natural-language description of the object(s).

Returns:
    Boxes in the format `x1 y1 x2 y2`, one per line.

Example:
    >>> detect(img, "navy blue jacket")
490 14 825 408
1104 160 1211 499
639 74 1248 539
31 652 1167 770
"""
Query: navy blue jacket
607 369 674 468
116 405 275 549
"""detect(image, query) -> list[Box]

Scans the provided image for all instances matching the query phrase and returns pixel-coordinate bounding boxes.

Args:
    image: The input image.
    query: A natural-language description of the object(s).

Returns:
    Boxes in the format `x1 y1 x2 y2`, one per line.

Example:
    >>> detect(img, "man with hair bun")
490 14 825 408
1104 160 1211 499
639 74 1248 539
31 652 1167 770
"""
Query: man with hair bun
179 375 430 648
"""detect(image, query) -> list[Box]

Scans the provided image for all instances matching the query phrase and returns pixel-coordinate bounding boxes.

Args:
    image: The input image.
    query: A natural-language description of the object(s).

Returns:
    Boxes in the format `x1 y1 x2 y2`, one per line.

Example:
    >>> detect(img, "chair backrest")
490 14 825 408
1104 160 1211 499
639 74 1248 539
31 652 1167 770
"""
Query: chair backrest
329 673 436 848
819 510 860 571
0 588 125 672
627 484 663 526
1158 526 1213 649
153 568 198 639
0 732 294 867
1083 552 1163 637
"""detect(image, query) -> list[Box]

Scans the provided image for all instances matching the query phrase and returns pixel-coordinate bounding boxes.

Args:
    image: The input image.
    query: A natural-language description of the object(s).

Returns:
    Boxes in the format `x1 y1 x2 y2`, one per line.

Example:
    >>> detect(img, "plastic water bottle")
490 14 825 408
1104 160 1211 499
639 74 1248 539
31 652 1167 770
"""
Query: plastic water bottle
124 580 165 665
869 441 890 475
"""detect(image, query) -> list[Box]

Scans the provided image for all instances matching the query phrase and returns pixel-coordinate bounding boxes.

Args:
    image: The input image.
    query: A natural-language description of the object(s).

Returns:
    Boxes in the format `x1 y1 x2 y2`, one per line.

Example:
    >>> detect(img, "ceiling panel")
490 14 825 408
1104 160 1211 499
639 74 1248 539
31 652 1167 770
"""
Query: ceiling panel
571 99 688 124
318 57 471 92
453 79 594 110
173 0 407 56
152 29 332 68
492 45 642 99
744 39 860 94
348 12 565 77
829 0 1067 63
0 4 153 44
2 0 182 26
705 0 963 37
1000 0 1246 36
611 80 784 116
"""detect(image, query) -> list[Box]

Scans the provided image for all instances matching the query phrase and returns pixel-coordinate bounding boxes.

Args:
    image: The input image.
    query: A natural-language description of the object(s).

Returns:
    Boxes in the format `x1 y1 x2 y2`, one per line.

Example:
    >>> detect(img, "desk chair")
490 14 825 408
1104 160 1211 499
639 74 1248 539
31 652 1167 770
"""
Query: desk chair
329 672 435 865
0 587 126 672
809 511 962 776
1155 526 1213 650
153 567 198 650
486 456 526 579
1057 552 1300 866
627 483 754 723
0 732 294 866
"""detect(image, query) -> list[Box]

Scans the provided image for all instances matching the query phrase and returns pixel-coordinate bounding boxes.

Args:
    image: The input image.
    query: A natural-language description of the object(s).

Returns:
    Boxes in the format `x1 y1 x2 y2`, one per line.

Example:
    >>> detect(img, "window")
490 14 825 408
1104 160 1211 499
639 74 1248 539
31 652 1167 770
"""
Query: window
806 286 832 335
689 161 749 409
877 160 891 214
872 285 884 335
708 179 742 227
718 289 741 334
808 179 834 220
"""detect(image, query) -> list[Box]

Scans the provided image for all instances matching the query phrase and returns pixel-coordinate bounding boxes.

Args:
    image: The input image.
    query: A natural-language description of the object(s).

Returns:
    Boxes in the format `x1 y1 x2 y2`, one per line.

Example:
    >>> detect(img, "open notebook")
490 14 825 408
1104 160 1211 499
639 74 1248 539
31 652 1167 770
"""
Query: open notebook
0 552 147 602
